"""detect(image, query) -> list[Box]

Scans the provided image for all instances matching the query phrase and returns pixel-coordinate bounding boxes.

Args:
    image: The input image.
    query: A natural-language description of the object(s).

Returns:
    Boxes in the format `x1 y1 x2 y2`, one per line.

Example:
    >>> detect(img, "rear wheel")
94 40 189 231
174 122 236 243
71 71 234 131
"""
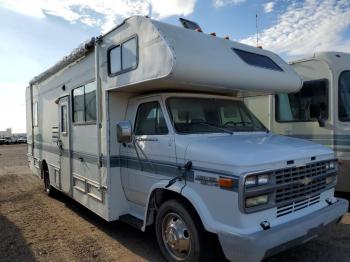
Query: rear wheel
42 166 53 196
155 199 210 262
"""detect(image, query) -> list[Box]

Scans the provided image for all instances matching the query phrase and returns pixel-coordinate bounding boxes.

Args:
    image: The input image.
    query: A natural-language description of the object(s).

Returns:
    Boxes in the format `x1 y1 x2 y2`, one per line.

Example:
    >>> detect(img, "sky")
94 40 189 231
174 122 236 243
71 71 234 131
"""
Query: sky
0 0 350 133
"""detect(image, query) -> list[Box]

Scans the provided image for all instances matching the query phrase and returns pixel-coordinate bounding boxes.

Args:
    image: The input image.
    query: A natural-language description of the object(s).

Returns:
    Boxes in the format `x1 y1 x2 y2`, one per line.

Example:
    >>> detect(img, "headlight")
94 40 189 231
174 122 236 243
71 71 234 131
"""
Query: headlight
245 194 269 208
245 176 257 187
326 160 337 170
257 174 269 185
245 174 270 187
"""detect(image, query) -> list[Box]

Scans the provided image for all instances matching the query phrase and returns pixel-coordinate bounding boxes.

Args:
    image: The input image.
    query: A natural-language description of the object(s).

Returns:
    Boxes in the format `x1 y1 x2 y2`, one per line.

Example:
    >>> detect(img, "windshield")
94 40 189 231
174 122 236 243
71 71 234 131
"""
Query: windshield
339 71 350 122
167 97 267 134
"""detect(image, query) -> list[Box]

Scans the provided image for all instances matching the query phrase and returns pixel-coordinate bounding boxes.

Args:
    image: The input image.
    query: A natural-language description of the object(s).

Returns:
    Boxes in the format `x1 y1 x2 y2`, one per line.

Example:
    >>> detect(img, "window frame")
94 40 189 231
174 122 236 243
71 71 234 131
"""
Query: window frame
134 101 169 136
338 70 350 122
275 78 329 123
232 48 283 72
107 35 139 77
71 81 97 125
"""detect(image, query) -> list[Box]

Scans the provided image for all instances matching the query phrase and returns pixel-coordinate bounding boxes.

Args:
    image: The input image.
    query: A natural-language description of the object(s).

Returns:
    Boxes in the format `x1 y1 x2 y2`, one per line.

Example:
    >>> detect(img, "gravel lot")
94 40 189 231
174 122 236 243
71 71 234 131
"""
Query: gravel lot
1 144 350 262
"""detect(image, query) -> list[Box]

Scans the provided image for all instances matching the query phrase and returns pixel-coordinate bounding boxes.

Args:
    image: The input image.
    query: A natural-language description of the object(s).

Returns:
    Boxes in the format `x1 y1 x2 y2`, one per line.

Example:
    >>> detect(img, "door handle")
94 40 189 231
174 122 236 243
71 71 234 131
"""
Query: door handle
56 139 63 149
135 138 158 142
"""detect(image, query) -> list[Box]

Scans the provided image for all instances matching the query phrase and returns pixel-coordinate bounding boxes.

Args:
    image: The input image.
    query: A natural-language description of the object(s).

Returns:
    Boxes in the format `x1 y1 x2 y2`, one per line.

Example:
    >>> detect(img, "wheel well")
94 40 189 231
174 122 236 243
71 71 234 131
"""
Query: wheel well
146 189 203 229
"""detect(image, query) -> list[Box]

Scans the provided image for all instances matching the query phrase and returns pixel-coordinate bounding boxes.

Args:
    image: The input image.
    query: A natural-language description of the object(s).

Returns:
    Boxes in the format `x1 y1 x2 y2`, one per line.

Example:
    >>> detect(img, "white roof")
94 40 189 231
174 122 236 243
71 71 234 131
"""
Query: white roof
105 16 302 95
31 16 303 95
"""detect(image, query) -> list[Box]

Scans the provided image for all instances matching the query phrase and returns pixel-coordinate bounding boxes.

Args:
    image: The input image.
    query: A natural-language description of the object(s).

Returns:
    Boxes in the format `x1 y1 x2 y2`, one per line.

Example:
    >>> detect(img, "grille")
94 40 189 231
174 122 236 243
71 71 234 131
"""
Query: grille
275 161 327 184
275 161 328 204
277 194 320 217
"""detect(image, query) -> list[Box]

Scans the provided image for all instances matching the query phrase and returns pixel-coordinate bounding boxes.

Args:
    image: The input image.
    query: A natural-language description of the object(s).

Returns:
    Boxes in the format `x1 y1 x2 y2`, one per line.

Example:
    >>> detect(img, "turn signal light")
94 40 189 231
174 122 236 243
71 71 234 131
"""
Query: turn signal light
219 177 234 188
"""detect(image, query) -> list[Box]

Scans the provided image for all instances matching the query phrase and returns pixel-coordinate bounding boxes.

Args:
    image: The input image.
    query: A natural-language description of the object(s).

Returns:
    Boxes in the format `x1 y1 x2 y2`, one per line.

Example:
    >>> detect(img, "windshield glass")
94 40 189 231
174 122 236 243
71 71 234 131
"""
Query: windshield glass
167 97 267 134
339 71 350 122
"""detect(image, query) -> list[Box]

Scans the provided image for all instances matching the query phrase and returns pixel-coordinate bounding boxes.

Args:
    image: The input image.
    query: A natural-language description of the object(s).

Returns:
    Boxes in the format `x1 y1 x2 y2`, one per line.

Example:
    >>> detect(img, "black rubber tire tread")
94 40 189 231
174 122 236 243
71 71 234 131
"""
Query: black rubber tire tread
155 199 211 262
42 167 54 197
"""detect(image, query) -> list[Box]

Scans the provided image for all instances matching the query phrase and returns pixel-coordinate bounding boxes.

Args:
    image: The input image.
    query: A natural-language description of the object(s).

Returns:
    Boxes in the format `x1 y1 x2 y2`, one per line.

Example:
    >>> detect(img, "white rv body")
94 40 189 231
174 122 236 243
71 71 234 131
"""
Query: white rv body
245 52 350 193
26 17 347 262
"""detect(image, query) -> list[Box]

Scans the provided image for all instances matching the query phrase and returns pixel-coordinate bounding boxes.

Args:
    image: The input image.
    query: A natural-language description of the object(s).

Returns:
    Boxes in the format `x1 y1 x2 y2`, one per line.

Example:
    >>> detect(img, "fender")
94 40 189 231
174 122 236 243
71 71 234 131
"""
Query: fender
141 180 232 234
180 185 236 234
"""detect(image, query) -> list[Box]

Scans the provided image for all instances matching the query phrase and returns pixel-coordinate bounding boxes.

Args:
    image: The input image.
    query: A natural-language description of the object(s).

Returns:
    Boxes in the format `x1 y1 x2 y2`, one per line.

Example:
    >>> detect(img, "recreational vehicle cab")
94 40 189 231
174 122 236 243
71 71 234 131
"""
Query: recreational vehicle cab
245 52 350 193
26 17 348 262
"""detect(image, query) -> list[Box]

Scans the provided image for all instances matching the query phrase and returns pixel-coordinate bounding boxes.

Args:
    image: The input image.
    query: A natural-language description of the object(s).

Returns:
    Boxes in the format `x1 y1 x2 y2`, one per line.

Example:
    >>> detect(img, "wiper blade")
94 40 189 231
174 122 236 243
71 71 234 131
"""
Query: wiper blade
192 122 233 135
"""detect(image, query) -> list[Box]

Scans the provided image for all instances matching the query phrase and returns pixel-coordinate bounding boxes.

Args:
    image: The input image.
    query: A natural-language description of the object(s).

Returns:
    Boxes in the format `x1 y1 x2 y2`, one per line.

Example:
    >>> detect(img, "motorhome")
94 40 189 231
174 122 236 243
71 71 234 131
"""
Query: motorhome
245 52 350 193
26 17 348 262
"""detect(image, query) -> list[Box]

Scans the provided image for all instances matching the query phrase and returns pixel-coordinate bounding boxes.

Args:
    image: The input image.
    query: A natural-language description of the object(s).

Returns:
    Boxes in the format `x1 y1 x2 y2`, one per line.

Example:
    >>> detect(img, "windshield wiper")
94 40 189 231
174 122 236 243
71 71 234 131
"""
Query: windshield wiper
191 122 233 135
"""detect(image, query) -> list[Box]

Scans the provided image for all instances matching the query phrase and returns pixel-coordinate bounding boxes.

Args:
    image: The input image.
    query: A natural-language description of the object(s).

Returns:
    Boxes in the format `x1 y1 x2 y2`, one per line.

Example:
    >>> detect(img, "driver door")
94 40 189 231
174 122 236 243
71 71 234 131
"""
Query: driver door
121 97 176 206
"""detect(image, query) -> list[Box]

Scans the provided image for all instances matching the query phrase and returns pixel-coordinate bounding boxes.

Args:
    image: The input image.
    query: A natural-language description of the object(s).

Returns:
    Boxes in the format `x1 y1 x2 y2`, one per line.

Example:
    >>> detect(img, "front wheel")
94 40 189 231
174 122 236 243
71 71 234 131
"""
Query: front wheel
155 199 210 262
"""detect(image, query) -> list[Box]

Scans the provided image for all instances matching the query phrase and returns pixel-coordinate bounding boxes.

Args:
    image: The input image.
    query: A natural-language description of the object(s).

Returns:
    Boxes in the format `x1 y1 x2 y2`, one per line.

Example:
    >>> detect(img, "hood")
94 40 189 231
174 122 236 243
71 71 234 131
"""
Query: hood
184 133 333 168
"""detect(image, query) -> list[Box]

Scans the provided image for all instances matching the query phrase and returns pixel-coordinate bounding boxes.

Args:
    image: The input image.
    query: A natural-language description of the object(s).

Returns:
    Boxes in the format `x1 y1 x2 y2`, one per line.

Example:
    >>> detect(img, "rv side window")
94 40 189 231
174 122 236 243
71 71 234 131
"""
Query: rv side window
73 86 85 123
339 71 350 122
33 102 38 126
233 48 283 72
134 102 168 135
108 36 138 76
275 79 328 122
72 83 96 123
85 82 97 121
109 46 121 74
122 37 137 70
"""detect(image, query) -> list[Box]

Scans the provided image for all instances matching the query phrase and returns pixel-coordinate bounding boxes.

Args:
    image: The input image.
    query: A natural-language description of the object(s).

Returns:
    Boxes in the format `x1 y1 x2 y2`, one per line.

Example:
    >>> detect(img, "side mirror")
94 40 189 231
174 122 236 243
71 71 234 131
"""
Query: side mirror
318 118 326 127
117 121 132 143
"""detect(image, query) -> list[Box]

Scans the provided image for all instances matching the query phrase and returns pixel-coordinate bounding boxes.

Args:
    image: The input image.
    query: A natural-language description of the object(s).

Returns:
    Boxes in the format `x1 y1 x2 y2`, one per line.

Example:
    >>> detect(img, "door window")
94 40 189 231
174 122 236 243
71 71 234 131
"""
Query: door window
134 102 168 135
339 71 350 122
61 105 68 133
275 79 328 122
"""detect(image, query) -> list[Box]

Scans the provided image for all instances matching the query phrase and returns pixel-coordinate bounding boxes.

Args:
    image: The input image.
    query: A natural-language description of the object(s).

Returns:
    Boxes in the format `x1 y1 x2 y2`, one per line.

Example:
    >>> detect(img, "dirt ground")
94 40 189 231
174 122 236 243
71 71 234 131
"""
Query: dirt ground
1 144 350 262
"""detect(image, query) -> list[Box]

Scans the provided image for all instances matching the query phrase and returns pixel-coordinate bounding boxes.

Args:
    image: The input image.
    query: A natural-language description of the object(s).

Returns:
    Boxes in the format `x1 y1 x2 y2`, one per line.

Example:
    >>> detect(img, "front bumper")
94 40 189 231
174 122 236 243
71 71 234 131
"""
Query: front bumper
217 198 348 262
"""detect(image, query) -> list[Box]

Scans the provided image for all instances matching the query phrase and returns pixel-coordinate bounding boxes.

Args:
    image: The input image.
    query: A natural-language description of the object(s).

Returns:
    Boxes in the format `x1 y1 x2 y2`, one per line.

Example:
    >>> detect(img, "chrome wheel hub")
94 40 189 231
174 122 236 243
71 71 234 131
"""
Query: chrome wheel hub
162 213 191 260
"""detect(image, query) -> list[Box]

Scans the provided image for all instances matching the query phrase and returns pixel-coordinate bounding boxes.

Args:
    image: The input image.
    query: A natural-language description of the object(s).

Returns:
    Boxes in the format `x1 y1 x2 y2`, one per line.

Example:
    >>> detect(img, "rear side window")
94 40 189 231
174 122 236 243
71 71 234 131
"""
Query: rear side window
72 82 96 123
233 48 283 72
108 36 138 76
275 79 328 122
134 102 168 135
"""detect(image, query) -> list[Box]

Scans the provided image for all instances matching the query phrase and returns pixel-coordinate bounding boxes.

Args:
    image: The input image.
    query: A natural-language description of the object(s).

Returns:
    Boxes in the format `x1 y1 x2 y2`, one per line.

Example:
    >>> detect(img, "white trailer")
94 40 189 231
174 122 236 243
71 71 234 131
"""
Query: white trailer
245 52 350 193
26 17 348 262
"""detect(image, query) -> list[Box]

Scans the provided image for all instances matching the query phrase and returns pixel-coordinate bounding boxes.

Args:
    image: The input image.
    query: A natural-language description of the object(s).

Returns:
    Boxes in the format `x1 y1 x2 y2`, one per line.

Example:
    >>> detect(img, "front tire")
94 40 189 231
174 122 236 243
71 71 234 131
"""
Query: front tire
155 199 210 262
